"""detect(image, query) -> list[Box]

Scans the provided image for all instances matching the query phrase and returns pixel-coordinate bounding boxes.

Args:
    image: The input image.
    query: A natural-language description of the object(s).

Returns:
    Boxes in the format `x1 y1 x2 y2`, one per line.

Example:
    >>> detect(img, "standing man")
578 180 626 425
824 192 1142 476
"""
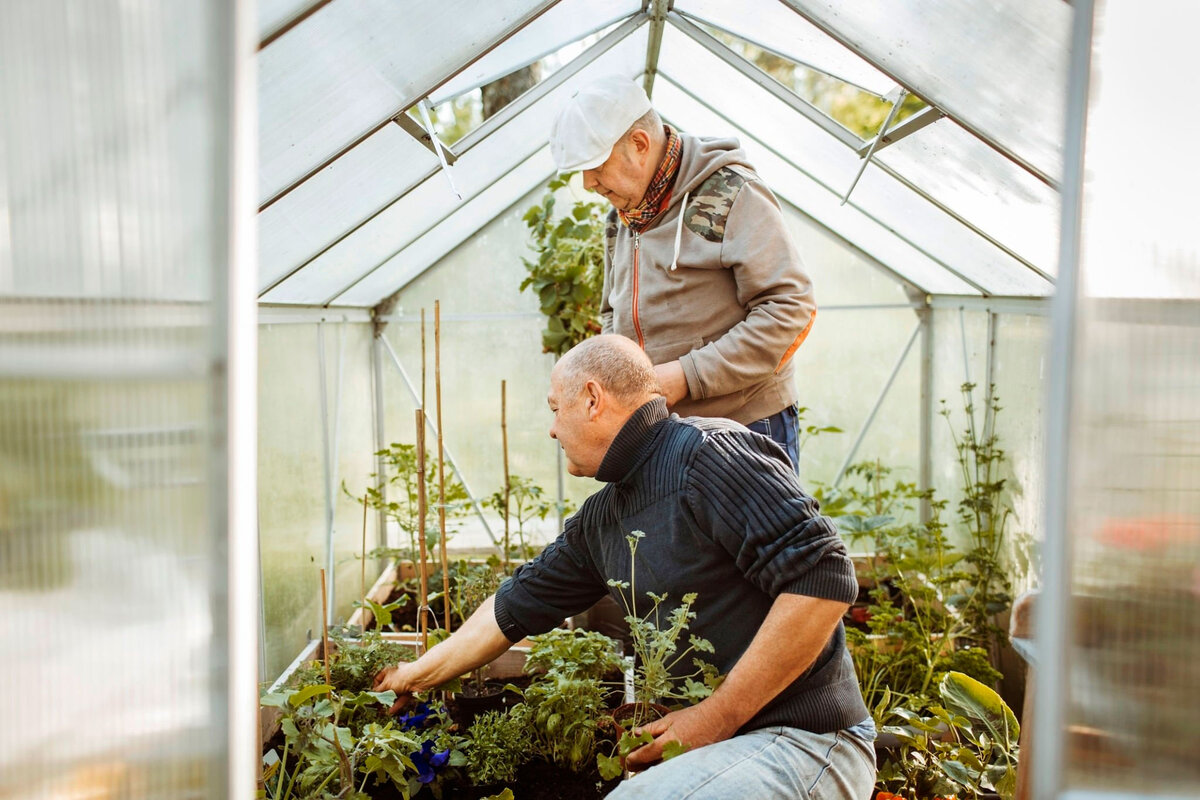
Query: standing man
374 335 876 800
549 76 816 471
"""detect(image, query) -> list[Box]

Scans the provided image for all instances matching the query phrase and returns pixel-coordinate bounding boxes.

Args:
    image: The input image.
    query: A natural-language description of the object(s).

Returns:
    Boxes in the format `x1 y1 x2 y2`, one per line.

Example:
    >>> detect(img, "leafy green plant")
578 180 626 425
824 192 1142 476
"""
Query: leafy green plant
877 672 1020 800
520 175 606 356
525 627 626 682
486 474 572 564
464 707 534 785
522 672 609 773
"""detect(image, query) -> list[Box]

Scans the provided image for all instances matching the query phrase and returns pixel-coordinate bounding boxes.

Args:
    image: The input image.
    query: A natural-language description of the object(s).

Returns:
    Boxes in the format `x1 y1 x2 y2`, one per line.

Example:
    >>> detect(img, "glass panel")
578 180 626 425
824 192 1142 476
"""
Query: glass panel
653 77 977 296
258 0 551 204
262 27 647 306
880 119 1060 278
657 29 1050 296
258 126 439 294
675 0 894 97
1061 0 1200 793
335 148 555 306
430 0 639 104
779 0 1068 185
1 0 228 796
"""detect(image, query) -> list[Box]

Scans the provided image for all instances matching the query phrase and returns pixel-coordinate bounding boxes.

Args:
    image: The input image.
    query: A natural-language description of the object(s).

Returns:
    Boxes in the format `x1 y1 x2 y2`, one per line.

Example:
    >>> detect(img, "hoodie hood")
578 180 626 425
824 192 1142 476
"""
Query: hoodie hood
670 131 753 208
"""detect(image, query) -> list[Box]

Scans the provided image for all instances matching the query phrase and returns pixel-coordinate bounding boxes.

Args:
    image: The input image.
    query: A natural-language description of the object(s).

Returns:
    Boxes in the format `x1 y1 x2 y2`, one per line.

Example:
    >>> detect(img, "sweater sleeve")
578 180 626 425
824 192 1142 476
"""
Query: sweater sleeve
683 429 857 603
678 178 816 401
600 209 617 334
493 515 608 641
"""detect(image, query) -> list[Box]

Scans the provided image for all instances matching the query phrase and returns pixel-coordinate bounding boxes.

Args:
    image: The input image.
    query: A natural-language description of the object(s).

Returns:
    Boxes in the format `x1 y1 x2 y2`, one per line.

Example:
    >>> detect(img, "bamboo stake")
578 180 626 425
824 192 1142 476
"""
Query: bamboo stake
360 494 368 609
319 568 332 687
501 379 511 573
420 308 427 412
416 409 430 653
435 301 450 631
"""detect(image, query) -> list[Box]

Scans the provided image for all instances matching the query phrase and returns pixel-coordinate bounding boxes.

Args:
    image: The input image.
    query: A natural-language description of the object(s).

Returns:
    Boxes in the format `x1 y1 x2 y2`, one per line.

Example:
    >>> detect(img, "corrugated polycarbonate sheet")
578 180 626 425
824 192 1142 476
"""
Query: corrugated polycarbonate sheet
878 119 1060 278
430 0 640 104
262 26 647 306
674 0 894 97
779 0 1068 186
654 78 976 297
657 28 1051 296
258 0 554 205
258 0 313 41
258 126 439 294
336 148 556 305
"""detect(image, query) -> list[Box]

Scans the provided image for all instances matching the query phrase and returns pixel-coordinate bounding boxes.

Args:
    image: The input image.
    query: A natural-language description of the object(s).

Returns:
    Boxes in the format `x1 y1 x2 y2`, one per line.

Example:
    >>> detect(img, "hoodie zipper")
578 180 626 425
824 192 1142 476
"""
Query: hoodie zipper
631 231 645 348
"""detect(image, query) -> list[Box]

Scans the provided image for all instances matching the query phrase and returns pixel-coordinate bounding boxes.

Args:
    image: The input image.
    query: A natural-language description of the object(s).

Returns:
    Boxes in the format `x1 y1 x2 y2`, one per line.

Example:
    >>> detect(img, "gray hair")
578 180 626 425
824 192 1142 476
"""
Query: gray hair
557 334 660 405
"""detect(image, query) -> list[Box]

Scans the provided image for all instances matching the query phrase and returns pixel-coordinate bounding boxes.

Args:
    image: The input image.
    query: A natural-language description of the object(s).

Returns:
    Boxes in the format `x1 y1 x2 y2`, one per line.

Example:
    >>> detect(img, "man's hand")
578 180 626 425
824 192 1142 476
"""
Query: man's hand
372 662 421 716
654 361 689 407
624 700 737 772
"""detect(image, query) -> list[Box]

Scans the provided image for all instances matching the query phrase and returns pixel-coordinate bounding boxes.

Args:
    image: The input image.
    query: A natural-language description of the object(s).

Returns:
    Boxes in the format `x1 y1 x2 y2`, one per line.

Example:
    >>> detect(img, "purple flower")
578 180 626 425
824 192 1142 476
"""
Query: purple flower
410 739 451 784
397 701 436 730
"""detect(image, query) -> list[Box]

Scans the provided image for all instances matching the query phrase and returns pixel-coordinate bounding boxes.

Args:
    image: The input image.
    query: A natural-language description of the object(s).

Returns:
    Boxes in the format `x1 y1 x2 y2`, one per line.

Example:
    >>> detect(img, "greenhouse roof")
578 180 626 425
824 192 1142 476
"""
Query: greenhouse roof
256 0 1067 308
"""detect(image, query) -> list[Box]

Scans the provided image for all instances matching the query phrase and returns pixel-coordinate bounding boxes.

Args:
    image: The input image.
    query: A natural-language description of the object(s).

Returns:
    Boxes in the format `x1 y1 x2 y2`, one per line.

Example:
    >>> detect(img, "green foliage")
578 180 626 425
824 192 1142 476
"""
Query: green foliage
522 671 609 772
525 628 625 682
877 672 1020 800
520 175 607 356
486 474 574 565
464 707 534 785
607 531 723 730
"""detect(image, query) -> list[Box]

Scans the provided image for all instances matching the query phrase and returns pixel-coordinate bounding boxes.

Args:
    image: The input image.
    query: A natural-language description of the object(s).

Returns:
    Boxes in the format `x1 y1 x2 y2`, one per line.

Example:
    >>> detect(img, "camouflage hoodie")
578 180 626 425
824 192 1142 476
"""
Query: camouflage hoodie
600 131 816 424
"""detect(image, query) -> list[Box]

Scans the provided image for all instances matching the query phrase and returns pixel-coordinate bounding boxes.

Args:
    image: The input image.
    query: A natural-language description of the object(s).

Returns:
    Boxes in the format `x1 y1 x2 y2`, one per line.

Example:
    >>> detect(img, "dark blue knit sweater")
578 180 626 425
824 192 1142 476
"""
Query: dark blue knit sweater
493 398 868 734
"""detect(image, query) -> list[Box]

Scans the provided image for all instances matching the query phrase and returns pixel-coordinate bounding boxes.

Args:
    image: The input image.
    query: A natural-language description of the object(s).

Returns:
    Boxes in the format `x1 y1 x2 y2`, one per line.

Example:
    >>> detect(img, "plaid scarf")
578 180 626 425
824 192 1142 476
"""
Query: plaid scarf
619 126 682 232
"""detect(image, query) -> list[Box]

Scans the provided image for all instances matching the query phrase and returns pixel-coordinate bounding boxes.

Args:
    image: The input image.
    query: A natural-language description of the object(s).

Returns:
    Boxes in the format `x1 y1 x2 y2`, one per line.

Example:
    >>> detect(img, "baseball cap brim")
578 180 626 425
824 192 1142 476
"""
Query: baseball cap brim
555 145 614 174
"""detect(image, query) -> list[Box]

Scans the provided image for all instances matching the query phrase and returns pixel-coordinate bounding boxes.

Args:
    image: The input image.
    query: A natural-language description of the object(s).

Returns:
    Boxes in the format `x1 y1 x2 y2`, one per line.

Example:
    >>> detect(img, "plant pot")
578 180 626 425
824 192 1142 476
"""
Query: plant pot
608 701 671 734
449 680 519 729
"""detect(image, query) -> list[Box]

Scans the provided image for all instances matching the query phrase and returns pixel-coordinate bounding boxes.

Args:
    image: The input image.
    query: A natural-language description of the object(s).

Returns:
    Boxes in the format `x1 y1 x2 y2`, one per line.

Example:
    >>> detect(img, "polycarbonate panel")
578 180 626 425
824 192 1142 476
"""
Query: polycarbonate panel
258 0 553 204
657 29 1050 296
262 27 646 305
674 0 894 97
258 0 311 41
879 119 1060 277
779 0 1068 185
1055 0 1200 793
654 78 976 296
1 0 230 797
335 148 556 305
2 2 216 301
258 126 439 294
430 0 639 104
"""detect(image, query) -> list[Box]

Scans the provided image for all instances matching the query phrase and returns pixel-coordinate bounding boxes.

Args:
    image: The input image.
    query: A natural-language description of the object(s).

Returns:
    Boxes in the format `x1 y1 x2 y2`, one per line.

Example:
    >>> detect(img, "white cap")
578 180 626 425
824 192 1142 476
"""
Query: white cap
549 76 652 172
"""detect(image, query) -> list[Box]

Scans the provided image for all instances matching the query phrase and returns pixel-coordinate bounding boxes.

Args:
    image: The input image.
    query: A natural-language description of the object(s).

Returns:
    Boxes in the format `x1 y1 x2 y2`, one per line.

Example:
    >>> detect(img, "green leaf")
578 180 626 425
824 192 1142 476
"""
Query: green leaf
597 753 623 781
939 671 1019 744
661 740 689 760
994 766 1018 800
481 791 515 800
288 684 333 707
940 759 975 788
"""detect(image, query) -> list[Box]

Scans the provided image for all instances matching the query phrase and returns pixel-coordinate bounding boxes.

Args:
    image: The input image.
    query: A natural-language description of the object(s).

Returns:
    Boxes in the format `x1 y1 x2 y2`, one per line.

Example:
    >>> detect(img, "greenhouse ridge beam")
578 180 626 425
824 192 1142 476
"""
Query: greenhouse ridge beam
642 0 671 96
257 0 562 213
667 12 861 151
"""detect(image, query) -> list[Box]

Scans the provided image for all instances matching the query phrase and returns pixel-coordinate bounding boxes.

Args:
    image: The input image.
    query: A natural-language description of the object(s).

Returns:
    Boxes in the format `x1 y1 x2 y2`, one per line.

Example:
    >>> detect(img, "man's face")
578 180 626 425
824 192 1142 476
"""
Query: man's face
547 369 600 478
581 134 653 211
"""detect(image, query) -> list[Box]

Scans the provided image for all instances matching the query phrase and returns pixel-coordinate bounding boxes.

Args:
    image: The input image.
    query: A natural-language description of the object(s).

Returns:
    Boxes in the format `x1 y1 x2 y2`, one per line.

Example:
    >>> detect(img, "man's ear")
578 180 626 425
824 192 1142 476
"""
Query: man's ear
628 128 651 159
583 379 604 420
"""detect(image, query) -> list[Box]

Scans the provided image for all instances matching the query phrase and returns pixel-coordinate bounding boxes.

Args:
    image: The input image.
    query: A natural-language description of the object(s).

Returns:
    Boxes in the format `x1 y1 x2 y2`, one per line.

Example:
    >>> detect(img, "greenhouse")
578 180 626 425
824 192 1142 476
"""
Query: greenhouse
1 0 1197 798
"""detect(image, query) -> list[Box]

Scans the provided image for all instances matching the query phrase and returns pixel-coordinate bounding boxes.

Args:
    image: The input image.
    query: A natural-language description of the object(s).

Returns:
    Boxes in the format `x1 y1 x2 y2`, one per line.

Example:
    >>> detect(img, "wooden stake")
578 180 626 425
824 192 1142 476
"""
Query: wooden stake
360 494 368 608
319 568 332 687
420 308 427 413
501 379 511 573
435 300 450 632
416 409 430 653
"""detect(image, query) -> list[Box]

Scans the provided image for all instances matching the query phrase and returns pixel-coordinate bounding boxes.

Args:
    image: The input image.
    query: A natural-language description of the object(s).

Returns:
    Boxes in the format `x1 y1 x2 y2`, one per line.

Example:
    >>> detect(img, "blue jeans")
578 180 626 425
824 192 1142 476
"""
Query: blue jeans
745 403 800 475
605 720 877 800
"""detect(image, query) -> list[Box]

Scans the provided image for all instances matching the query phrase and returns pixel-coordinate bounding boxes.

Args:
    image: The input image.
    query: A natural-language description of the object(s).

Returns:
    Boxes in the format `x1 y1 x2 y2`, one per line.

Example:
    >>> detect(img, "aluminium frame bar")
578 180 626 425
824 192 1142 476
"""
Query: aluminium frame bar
1034 0 1095 797
855 105 944 158
660 74 988 295
775 0 1058 190
372 335 389 550
667 12 862 151
379 333 499 549
832 319 922 487
317 322 337 624
262 14 646 302
258 0 563 213
643 0 671 97
917 306 934 524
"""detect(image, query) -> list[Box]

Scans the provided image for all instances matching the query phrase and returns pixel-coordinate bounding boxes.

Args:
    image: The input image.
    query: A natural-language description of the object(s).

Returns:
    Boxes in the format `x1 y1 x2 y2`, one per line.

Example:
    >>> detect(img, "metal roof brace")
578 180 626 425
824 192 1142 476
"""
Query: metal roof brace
416 98 463 201
840 85 907 205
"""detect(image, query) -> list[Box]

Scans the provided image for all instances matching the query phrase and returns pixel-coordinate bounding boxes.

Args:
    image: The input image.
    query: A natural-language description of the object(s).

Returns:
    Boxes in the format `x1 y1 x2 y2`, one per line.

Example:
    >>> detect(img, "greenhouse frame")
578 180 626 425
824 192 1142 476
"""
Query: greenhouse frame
2 0 1197 799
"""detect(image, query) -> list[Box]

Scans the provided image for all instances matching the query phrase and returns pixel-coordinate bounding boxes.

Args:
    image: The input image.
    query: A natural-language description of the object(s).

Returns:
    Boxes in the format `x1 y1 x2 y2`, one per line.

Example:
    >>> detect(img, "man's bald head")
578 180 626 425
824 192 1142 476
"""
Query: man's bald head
554 334 660 407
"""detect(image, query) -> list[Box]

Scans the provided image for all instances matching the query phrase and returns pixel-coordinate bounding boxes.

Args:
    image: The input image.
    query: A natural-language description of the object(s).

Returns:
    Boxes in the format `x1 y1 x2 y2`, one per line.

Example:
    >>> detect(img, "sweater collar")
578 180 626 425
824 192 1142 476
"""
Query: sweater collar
595 397 669 483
